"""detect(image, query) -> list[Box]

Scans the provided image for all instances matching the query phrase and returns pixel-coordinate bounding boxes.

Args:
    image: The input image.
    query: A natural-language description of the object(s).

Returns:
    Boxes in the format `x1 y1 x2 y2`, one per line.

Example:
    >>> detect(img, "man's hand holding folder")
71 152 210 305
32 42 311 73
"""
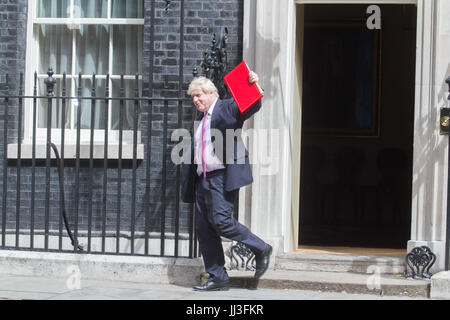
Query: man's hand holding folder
224 61 264 114
249 70 259 84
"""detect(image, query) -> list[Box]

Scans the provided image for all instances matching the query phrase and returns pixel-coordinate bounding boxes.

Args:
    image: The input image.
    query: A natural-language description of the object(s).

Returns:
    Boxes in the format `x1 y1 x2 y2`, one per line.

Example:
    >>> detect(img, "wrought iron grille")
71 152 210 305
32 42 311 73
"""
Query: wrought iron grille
405 246 436 279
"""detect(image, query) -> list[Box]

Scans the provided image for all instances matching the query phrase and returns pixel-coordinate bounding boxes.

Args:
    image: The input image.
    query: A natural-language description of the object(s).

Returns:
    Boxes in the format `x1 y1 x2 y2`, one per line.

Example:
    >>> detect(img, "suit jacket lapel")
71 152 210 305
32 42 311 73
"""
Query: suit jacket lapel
210 98 222 129
194 98 222 128
195 110 203 122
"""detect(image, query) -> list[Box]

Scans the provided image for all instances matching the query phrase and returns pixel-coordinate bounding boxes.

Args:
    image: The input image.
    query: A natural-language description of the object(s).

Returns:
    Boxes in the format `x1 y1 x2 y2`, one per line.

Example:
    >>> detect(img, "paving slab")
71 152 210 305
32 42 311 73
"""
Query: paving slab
228 269 430 298
430 271 450 299
0 273 428 300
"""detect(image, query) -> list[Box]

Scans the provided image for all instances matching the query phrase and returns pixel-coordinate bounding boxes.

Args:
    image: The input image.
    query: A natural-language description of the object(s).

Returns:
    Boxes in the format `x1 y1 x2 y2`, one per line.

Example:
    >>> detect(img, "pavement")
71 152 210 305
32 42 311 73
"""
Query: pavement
0 274 435 320
0 273 429 300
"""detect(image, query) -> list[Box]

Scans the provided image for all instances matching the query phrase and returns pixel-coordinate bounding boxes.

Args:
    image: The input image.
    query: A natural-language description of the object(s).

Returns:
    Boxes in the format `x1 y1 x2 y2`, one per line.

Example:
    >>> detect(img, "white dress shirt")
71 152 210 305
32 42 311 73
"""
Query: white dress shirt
194 98 225 176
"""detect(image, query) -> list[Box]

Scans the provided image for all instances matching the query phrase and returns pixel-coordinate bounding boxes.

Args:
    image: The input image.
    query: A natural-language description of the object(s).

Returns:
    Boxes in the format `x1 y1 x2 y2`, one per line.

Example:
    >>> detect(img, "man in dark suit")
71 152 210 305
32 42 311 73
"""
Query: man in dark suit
181 72 272 291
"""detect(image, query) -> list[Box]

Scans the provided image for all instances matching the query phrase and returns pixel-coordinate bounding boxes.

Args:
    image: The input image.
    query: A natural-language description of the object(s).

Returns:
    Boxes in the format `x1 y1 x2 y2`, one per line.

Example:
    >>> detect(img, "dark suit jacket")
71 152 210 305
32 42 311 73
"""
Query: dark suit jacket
181 98 262 203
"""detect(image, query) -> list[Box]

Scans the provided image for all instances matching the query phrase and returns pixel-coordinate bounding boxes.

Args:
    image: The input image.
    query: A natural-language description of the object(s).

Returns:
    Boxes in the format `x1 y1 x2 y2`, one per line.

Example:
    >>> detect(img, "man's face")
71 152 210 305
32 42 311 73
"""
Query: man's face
190 88 216 113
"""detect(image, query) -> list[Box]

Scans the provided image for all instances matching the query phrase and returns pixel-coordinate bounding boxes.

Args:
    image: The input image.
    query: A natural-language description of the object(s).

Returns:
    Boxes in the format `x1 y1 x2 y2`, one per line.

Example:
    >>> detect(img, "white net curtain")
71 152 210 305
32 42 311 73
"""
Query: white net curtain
35 0 143 131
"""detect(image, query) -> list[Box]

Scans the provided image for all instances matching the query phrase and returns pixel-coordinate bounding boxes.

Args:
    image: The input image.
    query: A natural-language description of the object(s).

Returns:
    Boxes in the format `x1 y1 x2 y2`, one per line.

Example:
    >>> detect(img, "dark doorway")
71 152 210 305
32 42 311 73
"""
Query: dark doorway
298 4 417 249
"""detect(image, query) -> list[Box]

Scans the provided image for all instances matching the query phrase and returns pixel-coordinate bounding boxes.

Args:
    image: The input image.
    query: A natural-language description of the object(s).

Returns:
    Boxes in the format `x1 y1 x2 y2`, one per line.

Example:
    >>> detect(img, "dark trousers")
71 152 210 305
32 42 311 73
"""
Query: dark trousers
195 170 266 282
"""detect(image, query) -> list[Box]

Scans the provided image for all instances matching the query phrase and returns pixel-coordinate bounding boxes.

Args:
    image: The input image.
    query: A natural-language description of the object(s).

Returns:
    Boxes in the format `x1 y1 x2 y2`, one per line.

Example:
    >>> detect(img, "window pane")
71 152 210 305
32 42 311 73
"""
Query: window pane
112 25 143 75
37 0 70 18
111 0 144 18
38 25 73 75
76 25 109 75
38 79 72 129
74 0 107 18
74 79 107 130
111 80 142 131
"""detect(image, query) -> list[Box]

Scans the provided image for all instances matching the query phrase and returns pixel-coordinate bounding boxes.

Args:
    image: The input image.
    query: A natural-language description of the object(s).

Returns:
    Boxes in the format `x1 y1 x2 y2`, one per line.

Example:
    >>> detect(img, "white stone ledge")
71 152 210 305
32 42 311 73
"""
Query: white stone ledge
0 249 204 286
7 143 145 160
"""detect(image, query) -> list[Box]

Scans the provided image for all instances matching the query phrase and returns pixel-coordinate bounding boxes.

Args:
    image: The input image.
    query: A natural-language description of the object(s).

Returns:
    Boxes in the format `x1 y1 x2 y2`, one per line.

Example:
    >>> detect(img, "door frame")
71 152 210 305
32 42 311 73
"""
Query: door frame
291 0 421 250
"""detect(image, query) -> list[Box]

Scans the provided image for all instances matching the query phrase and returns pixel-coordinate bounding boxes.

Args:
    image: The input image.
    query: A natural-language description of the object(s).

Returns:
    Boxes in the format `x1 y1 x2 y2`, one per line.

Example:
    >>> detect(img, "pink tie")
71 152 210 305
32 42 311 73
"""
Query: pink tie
201 112 208 181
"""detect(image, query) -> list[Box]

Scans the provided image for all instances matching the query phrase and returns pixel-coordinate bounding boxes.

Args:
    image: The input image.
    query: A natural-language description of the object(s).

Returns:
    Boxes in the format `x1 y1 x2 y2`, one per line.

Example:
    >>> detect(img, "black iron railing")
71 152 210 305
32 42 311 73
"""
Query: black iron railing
0 69 197 258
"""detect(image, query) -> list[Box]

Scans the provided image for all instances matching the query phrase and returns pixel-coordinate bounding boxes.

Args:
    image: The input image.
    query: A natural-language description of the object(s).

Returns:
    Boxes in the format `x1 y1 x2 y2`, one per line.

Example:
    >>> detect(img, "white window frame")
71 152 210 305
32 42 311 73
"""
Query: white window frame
17 0 145 159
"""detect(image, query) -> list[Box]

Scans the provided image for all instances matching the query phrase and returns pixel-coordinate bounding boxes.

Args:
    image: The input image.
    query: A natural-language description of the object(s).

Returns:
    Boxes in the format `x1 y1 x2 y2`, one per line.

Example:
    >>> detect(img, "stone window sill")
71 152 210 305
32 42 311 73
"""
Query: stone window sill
7 143 144 160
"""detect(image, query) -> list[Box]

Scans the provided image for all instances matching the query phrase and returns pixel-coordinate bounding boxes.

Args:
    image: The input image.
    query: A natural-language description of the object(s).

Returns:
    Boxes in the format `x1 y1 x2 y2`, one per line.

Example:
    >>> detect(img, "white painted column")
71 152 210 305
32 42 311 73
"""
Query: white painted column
438 0 450 272
408 0 449 272
241 0 297 254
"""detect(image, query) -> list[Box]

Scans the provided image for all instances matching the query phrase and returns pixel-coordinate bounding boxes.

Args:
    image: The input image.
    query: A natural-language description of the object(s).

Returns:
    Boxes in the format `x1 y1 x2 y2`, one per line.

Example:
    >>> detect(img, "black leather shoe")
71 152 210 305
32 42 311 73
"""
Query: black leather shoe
254 244 272 279
193 279 230 291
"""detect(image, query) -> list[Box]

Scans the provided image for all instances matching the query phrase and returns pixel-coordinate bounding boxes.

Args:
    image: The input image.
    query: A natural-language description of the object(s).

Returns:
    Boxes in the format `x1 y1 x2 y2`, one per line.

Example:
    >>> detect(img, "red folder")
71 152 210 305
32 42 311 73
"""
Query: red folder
224 61 264 114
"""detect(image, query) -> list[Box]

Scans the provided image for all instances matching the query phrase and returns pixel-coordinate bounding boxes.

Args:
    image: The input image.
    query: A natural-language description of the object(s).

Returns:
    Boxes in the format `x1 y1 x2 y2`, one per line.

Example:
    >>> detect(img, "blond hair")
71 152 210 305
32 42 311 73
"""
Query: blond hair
187 77 219 97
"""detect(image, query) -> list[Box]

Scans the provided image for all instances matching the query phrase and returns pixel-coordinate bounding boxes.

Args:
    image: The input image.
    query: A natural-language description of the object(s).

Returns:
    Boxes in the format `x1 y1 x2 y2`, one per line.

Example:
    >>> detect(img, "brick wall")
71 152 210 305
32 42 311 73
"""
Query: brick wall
142 0 244 236
0 0 29 236
0 0 244 253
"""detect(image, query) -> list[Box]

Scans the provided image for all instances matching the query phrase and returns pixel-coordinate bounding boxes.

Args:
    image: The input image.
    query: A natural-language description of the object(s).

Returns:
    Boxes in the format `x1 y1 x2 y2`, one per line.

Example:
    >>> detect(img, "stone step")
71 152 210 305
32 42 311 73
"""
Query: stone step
274 252 406 274
228 269 430 298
